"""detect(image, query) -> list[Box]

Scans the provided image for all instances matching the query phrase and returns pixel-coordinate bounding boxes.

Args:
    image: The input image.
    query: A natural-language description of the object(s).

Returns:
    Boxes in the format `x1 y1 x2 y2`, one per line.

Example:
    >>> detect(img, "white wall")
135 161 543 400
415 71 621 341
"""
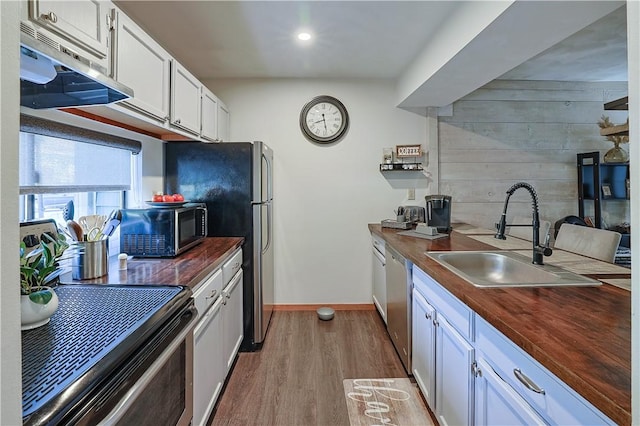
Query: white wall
205 78 427 304
0 2 22 423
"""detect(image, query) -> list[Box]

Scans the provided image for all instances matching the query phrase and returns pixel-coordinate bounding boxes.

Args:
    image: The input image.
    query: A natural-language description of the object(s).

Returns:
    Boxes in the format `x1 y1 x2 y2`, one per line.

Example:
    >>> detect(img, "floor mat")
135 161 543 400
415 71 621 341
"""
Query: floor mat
343 378 433 426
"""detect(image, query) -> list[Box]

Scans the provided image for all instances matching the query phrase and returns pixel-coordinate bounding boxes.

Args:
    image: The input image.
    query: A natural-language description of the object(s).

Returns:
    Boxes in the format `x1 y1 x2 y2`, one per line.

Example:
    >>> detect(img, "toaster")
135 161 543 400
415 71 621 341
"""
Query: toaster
398 205 425 223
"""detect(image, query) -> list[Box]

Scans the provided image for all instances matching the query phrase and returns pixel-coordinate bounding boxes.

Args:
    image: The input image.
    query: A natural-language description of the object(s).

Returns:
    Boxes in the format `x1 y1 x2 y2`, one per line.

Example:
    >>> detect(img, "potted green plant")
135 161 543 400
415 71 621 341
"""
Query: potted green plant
20 232 70 330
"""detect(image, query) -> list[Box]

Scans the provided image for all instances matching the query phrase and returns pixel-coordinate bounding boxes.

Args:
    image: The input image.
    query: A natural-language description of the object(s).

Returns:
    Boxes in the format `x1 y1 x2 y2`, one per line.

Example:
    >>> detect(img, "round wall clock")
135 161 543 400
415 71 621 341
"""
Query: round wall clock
299 95 349 144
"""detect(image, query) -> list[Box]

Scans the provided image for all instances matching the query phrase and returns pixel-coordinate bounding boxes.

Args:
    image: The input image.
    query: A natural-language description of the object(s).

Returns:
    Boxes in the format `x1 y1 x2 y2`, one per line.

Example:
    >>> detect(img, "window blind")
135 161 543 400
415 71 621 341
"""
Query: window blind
19 114 141 195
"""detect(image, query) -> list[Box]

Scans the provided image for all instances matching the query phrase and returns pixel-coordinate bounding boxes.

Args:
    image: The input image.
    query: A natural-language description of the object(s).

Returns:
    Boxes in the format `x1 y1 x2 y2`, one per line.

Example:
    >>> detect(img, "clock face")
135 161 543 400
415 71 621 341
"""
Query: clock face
300 96 349 143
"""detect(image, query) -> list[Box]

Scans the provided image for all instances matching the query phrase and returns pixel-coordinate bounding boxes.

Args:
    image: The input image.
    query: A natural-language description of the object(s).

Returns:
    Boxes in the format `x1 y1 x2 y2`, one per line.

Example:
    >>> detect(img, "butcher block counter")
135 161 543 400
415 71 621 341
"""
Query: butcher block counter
60 237 244 289
369 224 631 425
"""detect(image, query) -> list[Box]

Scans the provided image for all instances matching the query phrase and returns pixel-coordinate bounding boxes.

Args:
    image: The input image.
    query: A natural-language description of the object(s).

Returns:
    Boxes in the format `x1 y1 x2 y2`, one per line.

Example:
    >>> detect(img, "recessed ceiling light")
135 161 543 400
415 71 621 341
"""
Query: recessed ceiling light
297 32 312 42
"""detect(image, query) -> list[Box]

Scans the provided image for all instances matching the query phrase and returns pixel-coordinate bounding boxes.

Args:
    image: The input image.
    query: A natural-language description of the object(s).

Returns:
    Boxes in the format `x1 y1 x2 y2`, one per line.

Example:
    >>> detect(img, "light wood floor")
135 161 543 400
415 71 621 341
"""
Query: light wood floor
210 310 409 426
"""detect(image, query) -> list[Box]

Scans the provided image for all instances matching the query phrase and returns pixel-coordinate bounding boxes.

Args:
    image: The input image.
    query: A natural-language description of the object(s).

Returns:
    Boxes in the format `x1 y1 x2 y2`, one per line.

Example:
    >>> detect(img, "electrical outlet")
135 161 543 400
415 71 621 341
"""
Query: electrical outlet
408 188 415 200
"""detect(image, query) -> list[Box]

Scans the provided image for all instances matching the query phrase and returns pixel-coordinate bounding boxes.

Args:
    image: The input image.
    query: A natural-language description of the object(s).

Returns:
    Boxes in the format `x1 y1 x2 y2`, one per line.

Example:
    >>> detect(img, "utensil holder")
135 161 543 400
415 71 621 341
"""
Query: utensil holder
72 240 109 280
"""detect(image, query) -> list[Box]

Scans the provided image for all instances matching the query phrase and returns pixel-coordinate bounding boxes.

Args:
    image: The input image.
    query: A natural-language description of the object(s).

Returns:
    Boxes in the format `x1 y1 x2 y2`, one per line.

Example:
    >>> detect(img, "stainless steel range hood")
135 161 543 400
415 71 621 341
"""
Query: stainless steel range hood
20 33 133 110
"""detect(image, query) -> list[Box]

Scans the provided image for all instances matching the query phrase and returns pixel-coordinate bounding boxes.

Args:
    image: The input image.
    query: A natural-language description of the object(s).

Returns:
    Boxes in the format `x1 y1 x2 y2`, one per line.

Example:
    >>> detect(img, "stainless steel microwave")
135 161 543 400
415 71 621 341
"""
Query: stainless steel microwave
120 203 207 257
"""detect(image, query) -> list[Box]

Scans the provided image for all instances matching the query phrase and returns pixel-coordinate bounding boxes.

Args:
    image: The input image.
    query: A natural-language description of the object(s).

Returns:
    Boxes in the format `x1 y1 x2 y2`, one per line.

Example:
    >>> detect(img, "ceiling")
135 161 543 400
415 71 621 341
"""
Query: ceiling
114 1 461 80
114 1 628 83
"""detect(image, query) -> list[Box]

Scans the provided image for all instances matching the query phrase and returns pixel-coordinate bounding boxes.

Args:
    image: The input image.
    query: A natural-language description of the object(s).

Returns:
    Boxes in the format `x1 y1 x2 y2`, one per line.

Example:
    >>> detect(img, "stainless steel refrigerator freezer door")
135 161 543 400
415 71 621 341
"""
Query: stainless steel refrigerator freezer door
252 201 274 344
252 141 273 203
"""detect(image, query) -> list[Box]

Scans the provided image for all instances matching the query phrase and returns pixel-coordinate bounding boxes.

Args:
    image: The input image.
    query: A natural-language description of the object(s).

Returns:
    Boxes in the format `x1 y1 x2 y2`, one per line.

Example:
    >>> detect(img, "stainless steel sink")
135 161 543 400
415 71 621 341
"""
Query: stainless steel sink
425 251 601 288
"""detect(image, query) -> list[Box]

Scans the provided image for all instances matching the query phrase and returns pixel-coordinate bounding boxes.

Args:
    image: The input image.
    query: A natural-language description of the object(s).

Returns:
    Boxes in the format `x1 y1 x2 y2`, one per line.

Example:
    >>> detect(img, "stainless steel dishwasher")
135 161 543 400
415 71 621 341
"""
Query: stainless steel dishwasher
385 245 412 374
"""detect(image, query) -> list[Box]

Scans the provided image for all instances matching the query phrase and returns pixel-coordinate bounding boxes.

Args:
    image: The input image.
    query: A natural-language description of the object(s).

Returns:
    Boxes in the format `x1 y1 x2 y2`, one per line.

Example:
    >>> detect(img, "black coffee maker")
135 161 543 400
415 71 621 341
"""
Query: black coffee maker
425 195 452 233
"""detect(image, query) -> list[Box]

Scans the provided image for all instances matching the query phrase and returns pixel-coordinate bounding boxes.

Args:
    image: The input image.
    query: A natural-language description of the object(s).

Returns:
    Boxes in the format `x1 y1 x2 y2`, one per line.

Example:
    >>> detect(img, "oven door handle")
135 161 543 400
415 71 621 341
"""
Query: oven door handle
99 307 197 425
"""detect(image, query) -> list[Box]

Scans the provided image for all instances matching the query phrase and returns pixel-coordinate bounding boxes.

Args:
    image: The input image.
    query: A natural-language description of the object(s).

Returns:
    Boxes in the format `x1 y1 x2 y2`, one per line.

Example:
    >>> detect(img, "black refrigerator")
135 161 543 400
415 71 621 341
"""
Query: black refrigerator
165 141 274 351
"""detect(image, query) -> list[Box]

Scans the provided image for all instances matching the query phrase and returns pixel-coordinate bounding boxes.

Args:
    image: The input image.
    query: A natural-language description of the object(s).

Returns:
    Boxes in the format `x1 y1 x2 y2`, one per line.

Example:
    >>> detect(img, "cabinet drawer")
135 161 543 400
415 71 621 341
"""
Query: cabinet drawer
475 316 614 425
192 268 223 317
413 266 473 341
222 249 242 286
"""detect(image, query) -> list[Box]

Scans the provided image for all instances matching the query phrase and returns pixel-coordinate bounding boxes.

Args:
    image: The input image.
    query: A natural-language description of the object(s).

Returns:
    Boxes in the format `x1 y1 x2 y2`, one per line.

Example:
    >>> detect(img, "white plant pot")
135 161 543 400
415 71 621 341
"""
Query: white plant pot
21 287 59 330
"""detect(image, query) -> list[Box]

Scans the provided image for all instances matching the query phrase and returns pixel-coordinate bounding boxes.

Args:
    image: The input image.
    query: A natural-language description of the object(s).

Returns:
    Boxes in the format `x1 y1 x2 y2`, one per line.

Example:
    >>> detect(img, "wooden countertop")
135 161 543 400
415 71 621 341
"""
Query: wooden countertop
369 224 631 425
60 237 244 289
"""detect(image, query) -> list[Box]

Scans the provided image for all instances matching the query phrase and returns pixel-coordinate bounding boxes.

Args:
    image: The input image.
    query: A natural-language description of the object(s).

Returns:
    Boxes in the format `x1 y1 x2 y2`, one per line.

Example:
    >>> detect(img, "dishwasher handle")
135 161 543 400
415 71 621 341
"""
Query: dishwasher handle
386 245 406 264
373 246 385 264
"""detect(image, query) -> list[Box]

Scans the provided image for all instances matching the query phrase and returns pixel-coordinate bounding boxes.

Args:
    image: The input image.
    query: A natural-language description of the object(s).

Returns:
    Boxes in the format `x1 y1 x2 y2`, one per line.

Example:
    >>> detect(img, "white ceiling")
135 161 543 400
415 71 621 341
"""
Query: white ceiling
114 1 462 79
115 1 628 83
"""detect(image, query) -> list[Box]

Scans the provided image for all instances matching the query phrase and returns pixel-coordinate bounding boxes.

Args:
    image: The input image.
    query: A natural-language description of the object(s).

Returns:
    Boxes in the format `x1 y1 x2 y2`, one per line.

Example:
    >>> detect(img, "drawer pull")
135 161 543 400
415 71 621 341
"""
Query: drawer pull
205 289 217 300
513 368 545 395
42 12 58 23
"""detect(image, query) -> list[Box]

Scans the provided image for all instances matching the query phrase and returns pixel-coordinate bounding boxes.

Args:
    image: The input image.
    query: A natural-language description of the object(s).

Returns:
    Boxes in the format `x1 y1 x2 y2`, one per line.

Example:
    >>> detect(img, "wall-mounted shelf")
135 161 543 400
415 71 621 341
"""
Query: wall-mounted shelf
600 122 629 137
601 96 629 137
604 96 628 111
379 163 423 171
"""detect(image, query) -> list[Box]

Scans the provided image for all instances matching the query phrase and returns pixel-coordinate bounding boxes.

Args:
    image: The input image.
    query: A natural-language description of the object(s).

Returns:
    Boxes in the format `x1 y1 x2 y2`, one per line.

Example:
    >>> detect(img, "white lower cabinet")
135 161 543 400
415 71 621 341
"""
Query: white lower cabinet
411 289 435 407
474 357 546 425
411 263 615 426
413 266 474 426
192 248 244 426
222 269 243 374
193 297 224 426
475 315 614 426
372 235 387 323
435 314 474 426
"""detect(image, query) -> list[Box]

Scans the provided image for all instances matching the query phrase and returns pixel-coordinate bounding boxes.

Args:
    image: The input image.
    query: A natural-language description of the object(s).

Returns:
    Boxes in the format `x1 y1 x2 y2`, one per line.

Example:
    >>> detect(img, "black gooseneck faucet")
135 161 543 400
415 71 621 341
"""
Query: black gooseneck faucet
495 182 552 265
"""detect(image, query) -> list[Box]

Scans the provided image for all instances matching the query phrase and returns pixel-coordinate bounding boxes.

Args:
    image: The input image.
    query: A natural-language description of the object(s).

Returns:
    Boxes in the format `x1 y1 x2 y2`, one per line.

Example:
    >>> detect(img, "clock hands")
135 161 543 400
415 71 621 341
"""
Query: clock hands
313 114 328 127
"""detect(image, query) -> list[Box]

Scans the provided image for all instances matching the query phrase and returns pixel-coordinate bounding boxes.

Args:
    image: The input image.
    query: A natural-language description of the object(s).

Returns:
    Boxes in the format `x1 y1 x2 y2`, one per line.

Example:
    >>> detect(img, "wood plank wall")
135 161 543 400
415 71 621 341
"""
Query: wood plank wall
438 80 629 234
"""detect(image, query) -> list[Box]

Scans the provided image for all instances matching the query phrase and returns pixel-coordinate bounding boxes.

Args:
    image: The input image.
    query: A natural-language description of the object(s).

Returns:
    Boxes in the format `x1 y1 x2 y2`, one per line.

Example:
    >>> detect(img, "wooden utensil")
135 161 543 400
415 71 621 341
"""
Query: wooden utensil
66 220 83 242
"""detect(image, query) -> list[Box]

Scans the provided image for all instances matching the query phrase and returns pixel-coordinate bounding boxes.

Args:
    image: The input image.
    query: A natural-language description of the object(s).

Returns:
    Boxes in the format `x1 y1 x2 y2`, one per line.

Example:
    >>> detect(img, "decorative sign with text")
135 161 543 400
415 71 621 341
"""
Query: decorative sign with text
395 145 422 158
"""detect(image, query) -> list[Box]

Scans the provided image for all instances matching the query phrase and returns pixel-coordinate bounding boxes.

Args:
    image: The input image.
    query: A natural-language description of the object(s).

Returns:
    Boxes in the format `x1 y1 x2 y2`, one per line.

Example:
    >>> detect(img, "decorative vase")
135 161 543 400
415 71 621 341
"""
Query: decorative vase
603 142 629 163
21 286 59 330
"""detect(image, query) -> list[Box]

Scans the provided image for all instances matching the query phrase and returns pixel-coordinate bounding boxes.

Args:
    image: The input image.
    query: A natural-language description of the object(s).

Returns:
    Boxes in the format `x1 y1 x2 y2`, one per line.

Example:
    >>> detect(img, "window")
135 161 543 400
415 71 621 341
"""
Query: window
19 114 142 255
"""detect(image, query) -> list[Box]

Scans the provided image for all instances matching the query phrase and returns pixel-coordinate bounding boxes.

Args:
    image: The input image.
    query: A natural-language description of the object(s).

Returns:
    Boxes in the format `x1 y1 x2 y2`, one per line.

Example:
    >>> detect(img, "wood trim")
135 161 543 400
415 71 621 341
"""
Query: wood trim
273 304 375 312
60 108 163 139
161 133 193 141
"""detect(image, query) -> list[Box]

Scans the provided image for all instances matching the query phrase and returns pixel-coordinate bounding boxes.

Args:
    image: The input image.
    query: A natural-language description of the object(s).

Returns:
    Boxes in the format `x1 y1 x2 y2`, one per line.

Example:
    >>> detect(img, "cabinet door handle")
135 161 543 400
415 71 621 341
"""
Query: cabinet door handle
471 361 482 378
205 289 217 300
425 312 432 320
432 318 439 327
513 368 545 395
175 118 182 124
42 12 58 23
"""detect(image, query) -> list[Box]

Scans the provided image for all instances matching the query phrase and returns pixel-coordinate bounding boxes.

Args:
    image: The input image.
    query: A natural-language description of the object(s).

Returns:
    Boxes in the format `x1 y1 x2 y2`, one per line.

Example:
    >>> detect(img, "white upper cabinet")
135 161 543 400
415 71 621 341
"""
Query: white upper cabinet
112 9 171 123
201 86 219 142
25 0 109 66
217 101 230 142
201 86 231 143
171 60 201 135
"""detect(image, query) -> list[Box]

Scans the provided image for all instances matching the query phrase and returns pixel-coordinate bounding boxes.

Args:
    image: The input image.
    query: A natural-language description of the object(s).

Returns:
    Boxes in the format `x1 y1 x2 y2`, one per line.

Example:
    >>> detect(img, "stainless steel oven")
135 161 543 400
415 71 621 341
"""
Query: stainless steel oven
22 285 196 426
83 302 196 426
